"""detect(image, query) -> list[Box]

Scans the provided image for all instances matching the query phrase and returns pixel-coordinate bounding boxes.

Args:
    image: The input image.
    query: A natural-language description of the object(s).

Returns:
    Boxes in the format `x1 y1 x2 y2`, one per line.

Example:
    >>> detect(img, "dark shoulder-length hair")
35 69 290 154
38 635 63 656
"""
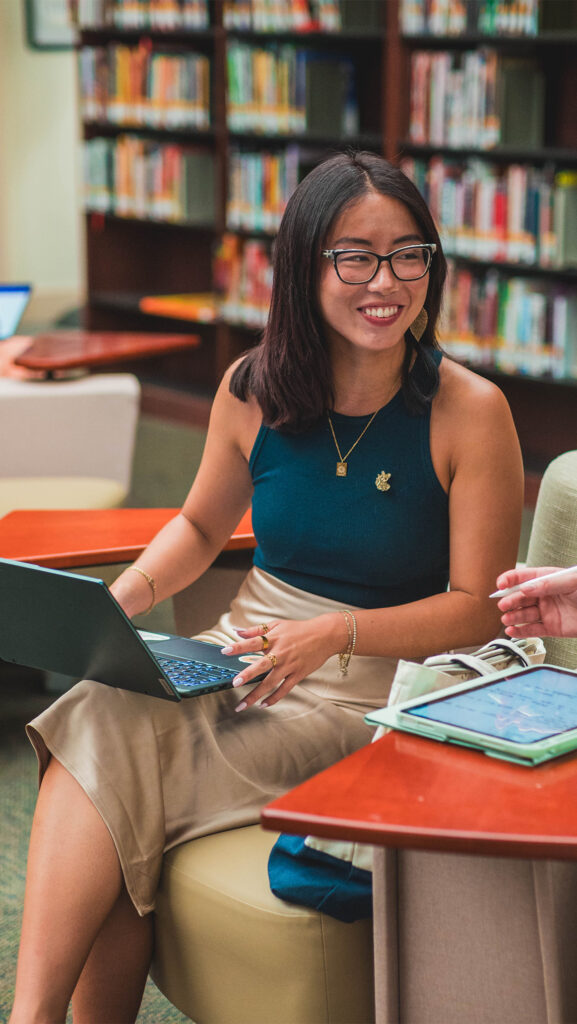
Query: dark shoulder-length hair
230 150 447 432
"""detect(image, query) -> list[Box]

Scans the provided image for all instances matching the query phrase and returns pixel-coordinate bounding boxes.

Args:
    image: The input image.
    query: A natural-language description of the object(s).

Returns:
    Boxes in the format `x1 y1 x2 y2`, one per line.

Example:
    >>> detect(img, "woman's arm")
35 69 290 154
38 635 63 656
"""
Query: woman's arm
225 364 524 709
110 367 260 618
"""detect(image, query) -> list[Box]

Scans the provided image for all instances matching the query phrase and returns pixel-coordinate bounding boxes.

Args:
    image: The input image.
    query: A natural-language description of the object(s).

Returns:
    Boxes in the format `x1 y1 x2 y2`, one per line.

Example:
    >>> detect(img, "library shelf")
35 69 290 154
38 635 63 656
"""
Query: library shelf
401 145 577 166
73 0 577 477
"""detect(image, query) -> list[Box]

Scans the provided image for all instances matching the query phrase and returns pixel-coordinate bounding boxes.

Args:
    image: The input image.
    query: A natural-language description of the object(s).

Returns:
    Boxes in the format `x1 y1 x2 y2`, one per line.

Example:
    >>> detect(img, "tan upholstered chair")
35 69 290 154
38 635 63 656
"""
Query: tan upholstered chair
150 548 375 1024
0 374 140 516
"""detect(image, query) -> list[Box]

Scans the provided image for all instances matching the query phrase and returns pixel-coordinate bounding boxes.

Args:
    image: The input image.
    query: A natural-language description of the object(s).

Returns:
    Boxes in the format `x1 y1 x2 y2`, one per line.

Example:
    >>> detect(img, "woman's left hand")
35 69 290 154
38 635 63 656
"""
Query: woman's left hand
220 614 344 711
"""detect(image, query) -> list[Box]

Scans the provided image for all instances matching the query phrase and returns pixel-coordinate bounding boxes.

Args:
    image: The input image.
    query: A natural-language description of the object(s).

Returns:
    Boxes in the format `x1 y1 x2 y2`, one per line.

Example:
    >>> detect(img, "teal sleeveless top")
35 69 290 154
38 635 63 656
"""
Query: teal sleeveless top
249 353 449 609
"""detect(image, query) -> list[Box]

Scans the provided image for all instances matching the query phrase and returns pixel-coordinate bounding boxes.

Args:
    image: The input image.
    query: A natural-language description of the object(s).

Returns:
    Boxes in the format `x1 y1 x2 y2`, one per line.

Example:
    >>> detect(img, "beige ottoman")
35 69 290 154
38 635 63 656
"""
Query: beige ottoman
151 825 375 1024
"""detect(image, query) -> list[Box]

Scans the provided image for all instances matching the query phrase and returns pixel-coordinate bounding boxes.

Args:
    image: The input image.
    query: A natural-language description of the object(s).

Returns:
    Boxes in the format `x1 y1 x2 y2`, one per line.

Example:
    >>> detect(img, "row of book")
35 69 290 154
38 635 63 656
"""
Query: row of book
78 44 210 129
72 0 210 30
442 263 577 379
400 0 539 36
213 234 273 327
227 146 301 232
226 41 358 135
223 0 381 33
82 135 216 224
409 50 544 150
403 156 577 269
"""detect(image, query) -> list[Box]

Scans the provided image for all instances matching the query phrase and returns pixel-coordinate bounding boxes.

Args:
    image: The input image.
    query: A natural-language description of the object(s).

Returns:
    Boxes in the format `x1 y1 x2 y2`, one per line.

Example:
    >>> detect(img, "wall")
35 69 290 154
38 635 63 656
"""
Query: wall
0 0 84 327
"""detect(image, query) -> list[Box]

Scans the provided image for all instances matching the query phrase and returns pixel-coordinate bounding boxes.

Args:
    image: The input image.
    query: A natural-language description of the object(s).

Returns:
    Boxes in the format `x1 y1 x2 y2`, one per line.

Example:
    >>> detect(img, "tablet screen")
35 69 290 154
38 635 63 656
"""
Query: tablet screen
404 666 577 745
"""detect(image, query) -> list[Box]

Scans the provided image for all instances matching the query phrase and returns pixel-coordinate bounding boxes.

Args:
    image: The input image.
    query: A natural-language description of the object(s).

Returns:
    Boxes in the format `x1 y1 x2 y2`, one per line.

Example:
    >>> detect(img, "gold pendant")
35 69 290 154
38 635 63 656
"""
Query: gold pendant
375 471 391 492
336 461 348 477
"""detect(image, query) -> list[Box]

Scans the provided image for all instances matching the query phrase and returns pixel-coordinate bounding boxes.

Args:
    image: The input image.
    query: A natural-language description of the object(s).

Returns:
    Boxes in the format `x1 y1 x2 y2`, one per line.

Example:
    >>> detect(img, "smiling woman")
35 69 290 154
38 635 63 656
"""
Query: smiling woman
10 151 524 1024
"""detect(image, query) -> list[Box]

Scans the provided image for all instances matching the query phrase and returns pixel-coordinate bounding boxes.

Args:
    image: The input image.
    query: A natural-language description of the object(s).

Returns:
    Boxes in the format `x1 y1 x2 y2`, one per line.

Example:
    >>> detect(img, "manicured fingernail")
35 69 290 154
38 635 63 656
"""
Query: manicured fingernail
232 675 244 687
221 646 234 654
259 701 269 709
235 701 247 713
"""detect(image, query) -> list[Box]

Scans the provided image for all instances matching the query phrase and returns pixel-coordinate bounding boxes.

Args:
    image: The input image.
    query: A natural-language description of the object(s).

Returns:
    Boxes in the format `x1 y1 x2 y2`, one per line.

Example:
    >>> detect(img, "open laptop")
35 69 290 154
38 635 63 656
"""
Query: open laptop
0 558 268 701
0 284 32 339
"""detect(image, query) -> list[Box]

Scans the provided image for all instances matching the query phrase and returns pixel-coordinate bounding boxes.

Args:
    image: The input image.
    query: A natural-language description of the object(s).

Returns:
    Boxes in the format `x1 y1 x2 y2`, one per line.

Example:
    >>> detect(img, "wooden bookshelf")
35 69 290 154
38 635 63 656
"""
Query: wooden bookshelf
73 0 577 479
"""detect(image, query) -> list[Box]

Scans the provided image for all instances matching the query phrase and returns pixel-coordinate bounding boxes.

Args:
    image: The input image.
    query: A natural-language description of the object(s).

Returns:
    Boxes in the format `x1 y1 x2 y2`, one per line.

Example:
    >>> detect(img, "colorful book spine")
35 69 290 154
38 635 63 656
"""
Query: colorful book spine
74 0 210 30
82 135 216 225
227 146 301 233
213 234 273 327
441 261 575 379
402 156 562 269
222 1 346 33
399 0 538 36
408 49 543 150
78 44 210 130
226 41 359 137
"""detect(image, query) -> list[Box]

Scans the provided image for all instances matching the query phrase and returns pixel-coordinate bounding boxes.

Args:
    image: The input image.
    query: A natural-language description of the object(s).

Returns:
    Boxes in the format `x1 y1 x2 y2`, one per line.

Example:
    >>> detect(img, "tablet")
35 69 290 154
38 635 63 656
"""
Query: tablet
365 664 577 766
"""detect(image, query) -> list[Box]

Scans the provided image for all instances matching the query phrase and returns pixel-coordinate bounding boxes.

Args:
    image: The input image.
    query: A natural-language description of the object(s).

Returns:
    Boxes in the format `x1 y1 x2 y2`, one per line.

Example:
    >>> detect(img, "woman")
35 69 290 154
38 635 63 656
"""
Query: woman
10 151 523 1023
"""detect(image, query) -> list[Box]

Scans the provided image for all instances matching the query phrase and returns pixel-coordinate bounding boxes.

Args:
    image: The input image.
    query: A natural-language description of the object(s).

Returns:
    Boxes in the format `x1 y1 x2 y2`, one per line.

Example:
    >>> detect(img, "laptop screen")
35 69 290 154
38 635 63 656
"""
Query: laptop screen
0 284 32 340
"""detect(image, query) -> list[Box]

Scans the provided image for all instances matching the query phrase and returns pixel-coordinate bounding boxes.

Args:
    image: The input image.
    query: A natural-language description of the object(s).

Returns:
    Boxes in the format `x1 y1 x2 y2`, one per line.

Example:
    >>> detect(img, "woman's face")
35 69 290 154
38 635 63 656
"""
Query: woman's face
318 191 430 359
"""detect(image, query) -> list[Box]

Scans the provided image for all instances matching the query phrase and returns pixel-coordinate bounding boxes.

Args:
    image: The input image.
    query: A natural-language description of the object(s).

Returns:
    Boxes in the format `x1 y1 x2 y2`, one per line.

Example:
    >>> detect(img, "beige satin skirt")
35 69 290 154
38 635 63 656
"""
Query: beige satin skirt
27 567 398 915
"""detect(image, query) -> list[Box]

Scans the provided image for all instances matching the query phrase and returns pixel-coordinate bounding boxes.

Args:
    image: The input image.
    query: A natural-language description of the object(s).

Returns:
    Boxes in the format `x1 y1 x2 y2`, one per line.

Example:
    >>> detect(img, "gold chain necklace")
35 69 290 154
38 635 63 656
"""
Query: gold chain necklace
327 409 379 477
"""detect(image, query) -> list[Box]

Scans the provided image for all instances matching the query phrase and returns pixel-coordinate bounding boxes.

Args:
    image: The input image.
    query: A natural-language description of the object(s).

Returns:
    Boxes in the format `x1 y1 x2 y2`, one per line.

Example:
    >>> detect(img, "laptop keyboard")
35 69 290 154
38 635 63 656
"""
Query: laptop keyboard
156 655 238 691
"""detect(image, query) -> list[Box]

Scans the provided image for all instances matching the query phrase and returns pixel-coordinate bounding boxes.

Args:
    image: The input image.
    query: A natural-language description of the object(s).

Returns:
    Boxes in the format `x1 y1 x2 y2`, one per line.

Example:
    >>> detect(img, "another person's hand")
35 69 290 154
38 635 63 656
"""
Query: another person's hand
496 566 577 639
220 614 345 711
0 337 44 379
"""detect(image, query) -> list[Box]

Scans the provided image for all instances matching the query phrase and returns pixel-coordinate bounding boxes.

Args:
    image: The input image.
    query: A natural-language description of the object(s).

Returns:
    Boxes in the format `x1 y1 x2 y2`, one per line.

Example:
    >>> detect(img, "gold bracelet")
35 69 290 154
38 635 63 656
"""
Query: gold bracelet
129 565 156 615
338 609 357 677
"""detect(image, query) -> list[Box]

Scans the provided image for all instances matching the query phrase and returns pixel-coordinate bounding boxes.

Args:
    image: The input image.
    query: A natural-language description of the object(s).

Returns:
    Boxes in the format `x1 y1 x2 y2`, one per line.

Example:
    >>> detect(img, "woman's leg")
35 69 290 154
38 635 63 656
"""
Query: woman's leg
71 888 153 1023
10 757 151 1024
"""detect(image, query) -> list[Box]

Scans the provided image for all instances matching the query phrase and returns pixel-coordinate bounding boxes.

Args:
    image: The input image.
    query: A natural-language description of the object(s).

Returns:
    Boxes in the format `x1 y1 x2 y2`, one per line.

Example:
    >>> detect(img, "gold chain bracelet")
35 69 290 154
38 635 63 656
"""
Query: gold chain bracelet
128 565 157 615
338 609 357 677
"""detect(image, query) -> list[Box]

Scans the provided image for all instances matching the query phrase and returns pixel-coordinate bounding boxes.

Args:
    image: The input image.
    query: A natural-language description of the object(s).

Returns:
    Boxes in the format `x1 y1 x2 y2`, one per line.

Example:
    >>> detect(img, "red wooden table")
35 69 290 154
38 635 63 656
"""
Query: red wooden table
0 507 255 568
262 728 577 1023
12 330 200 376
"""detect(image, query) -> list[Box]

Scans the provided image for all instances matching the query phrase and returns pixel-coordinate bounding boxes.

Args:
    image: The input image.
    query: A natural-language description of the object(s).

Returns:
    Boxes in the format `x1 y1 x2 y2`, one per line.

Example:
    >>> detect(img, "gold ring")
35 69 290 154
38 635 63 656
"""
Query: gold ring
268 653 278 669
259 623 269 634
261 635 270 652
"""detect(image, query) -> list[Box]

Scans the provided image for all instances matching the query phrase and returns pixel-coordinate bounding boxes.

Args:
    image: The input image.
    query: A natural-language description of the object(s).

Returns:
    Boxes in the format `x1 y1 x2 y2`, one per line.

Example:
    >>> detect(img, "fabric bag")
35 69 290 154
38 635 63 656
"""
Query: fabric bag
268 637 547 922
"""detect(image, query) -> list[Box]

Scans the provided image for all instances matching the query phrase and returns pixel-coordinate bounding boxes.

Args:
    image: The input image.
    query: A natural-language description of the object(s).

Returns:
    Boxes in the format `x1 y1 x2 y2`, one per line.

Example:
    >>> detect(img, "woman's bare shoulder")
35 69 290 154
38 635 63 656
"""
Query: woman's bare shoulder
437 353 510 420
210 360 263 453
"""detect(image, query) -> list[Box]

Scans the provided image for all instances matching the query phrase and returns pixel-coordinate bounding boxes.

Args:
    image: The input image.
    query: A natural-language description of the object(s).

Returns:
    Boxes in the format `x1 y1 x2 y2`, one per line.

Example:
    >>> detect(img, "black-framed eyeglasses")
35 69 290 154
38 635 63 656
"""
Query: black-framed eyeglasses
321 243 437 284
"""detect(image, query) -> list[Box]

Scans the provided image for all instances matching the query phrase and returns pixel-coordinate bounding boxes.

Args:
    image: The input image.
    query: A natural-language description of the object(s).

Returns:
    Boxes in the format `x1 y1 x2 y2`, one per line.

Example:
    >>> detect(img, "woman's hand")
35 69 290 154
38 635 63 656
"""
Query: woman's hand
220 613 347 711
496 566 577 639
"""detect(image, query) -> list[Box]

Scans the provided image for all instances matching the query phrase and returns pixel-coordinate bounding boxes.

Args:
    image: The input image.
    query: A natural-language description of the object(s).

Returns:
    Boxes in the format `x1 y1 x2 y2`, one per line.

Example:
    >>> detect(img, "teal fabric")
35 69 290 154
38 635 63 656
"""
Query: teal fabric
249 352 449 609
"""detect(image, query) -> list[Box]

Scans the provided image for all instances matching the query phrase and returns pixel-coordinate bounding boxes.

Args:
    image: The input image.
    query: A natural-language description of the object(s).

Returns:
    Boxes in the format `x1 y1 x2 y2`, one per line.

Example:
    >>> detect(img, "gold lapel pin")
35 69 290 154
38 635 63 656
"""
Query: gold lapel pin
375 471 391 492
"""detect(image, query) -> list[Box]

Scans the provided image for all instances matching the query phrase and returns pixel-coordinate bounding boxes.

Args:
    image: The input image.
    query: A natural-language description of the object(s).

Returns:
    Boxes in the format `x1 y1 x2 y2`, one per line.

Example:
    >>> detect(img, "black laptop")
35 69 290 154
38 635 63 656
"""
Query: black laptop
0 559 267 701
0 283 32 339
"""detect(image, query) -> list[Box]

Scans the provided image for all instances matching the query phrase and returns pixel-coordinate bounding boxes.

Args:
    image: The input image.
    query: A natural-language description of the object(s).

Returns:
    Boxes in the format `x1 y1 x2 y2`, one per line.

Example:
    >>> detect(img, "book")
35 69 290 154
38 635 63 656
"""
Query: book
139 293 219 322
553 172 577 269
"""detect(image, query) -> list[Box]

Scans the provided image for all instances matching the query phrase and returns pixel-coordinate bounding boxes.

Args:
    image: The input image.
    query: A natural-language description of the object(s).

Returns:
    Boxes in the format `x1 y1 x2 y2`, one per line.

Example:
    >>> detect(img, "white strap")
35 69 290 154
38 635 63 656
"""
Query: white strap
476 638 531 667
423 652 493 676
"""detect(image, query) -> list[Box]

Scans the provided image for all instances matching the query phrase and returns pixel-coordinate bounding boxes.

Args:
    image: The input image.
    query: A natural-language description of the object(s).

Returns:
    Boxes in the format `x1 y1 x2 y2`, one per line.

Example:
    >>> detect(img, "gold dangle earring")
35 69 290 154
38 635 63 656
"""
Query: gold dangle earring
409 307 428 343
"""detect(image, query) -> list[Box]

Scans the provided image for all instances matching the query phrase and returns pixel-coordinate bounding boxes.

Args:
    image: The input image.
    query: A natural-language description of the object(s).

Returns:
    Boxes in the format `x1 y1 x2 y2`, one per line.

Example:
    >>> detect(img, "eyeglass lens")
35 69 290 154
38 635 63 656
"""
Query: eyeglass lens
336 246 431 283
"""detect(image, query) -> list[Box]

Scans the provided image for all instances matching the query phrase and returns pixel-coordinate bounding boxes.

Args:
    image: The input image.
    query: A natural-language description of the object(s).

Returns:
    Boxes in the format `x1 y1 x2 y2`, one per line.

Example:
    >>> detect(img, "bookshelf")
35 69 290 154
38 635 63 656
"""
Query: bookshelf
397 0 577 476
73 0 387 394
73 0 577 478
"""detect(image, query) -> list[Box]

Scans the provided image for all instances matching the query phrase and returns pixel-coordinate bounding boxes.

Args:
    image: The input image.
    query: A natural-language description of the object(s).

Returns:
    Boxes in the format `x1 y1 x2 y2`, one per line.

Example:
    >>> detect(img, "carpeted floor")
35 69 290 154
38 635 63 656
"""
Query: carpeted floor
0 414 206 1023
